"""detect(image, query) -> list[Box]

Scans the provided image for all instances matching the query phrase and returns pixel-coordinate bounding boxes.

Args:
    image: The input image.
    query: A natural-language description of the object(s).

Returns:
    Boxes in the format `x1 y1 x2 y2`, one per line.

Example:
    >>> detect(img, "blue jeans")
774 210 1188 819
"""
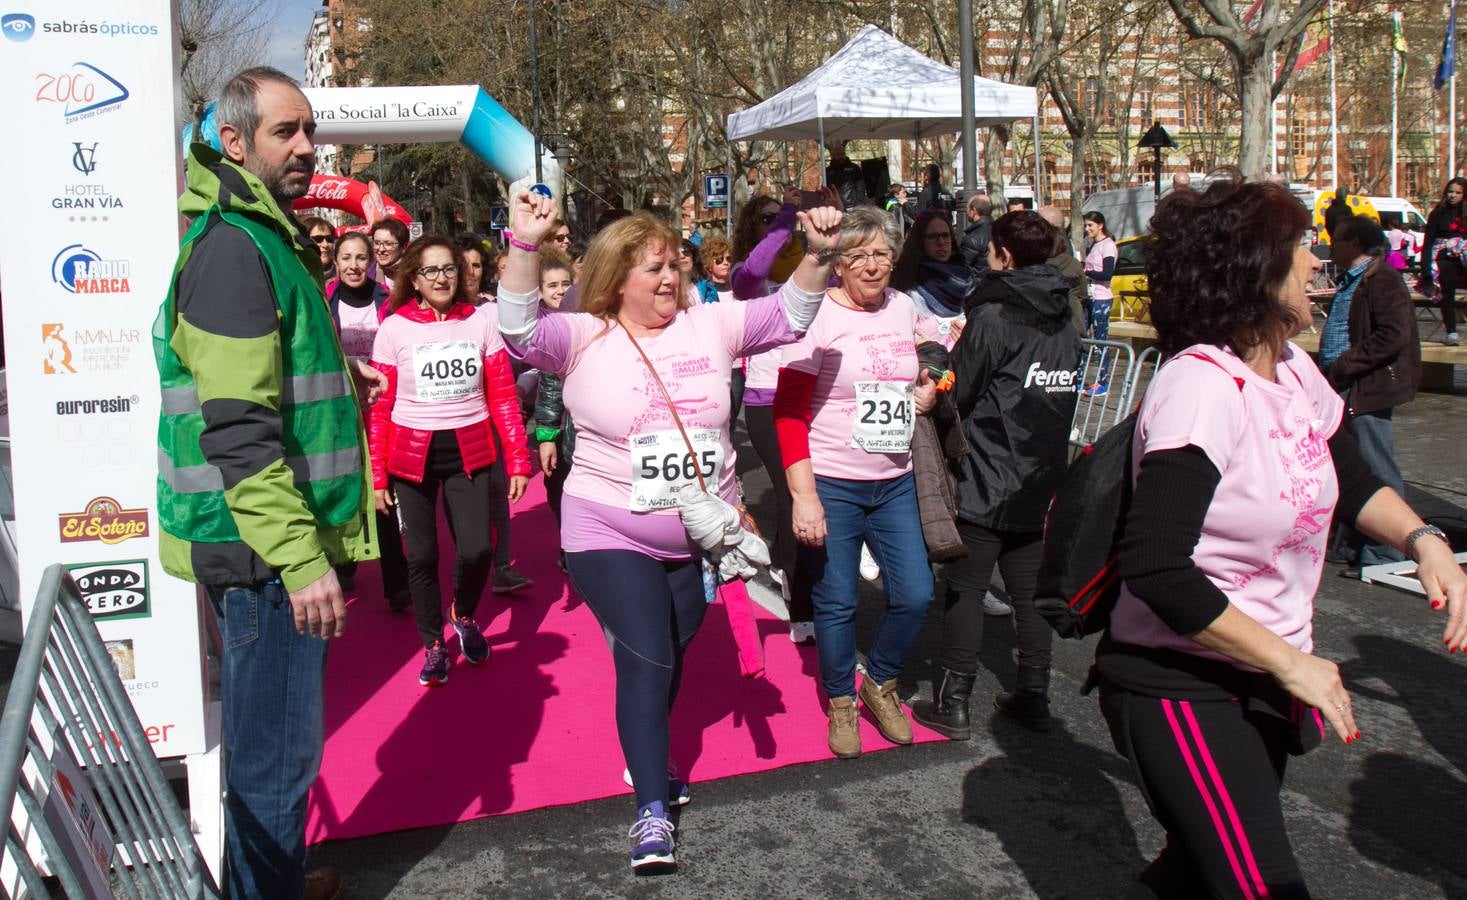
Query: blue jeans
1086 297 1114 386
208 580 328 900
797 472 934 698
1345 403 1406 567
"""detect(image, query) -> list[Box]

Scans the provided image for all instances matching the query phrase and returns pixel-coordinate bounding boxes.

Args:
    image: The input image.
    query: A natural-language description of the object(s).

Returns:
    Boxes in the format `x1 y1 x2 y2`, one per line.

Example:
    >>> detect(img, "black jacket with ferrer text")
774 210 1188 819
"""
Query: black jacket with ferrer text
951 265 1082 532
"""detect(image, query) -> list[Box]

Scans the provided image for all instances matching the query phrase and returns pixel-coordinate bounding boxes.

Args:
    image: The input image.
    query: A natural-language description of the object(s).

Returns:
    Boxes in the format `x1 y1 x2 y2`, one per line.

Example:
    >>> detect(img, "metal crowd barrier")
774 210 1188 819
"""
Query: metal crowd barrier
1068 338 1134 451
0 565 218 899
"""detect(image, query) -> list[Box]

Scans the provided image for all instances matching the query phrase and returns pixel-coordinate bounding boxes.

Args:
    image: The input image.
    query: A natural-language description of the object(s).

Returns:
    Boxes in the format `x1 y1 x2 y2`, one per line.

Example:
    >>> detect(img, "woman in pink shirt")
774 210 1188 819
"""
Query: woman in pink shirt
368 236 531 688
1099 178 1467 896
1081 211 1118 395
496 194 843 873
774 206 938 761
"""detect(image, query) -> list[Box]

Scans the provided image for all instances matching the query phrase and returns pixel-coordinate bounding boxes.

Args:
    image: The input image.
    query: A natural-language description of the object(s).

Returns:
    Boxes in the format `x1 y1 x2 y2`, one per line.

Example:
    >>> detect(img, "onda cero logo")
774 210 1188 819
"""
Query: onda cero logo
35 62 128 123
2 13 34 41
66 559 149 621
52 244 130 294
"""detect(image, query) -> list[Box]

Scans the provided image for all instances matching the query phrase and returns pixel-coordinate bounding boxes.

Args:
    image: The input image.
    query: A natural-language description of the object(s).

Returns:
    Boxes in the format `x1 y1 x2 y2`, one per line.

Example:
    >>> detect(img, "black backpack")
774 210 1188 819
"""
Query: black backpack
1034 412 1137 639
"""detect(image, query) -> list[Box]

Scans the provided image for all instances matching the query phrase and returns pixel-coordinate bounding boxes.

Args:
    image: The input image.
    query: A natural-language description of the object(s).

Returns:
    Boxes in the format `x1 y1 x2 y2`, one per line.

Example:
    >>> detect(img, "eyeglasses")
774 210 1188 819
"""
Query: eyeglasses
311 234 333 245
416 265 458 280
841 250 895 268
759 213 778 225
373 240 400 250
551 232 572 243
924 232 954 242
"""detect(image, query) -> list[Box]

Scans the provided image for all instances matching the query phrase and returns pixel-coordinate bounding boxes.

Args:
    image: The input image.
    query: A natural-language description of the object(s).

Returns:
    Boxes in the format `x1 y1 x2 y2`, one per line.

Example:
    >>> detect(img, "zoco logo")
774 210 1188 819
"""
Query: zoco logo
1 13 34 41
52 244 130 294
35 62 128 124
66 560 150 621
57 496 149 545
72 142 97 176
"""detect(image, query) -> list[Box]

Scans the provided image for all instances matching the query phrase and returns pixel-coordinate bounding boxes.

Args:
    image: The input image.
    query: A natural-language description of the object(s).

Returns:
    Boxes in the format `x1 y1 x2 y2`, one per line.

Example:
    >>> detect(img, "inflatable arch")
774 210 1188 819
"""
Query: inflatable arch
300 85 562 204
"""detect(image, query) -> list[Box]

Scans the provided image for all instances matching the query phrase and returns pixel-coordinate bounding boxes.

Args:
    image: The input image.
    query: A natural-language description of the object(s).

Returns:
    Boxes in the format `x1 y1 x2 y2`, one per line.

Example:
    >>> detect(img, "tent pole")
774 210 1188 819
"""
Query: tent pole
727 140 735 235
818 117 827 187
1032 114 1042 206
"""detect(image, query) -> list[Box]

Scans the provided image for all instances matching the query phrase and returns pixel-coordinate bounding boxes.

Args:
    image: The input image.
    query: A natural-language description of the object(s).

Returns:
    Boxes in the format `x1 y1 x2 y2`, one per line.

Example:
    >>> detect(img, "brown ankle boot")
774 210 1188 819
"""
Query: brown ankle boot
858 675 914 745
827 695 861 759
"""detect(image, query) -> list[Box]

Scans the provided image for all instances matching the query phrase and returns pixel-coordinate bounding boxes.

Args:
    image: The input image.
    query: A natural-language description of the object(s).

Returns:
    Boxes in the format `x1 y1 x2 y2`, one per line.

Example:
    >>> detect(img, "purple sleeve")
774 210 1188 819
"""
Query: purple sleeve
735 292 801 358
504 309 578 374
732 202 799 300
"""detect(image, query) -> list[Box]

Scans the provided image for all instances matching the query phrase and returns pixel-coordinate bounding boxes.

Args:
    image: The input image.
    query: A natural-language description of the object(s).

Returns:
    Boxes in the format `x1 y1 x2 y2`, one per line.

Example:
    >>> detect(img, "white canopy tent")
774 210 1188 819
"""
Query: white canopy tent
725 25 1041 196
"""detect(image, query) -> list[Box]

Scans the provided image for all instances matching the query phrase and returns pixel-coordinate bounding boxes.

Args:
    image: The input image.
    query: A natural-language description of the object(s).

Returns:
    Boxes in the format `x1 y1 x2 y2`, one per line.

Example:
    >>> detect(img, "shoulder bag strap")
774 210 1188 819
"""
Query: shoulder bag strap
624 324 710 494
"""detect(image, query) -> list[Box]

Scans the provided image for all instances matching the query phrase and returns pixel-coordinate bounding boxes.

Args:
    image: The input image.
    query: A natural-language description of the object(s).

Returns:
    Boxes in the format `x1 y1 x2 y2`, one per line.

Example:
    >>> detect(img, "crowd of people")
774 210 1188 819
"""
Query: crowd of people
156 65 1467 898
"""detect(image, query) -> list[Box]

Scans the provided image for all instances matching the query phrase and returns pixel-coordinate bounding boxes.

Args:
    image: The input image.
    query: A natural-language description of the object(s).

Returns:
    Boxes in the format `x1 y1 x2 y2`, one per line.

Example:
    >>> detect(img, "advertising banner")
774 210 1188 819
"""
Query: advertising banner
0 2 207 757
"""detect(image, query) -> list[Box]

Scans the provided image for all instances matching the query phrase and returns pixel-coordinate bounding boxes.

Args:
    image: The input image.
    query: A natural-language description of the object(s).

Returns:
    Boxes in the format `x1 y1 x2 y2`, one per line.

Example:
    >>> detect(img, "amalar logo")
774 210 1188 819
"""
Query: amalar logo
52 244 130 294
66 560 149 620
58 497 149 545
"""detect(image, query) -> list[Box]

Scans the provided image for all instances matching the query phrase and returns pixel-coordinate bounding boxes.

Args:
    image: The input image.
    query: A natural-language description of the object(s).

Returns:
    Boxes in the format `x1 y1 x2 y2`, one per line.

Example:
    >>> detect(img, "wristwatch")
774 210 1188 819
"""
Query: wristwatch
1404 524 1450 562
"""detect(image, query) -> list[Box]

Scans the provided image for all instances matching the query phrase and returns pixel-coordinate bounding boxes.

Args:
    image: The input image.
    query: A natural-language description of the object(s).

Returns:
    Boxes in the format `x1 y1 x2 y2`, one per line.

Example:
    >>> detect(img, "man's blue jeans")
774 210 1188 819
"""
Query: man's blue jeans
208 580 327 900
796 472 934 699
1345 403 1406 567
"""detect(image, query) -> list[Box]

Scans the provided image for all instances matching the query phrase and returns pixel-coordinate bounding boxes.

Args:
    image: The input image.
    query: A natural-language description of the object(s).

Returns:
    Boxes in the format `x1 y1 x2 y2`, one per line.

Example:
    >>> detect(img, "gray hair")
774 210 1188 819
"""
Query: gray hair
967 193 992 217
216 66 302 151
834 205 902 255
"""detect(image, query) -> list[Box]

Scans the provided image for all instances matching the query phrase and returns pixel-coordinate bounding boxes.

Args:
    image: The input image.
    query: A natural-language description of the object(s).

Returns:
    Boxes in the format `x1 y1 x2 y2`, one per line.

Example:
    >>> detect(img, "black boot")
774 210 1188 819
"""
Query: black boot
911 669 977 741
995 665 1051 732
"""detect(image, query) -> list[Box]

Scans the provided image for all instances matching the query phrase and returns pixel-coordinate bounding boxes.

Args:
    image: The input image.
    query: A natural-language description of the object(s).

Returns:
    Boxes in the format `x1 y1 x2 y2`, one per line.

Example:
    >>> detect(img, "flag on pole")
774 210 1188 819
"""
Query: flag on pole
1437 0 1458 90
1292 3 1333 73
1393 9 1409 86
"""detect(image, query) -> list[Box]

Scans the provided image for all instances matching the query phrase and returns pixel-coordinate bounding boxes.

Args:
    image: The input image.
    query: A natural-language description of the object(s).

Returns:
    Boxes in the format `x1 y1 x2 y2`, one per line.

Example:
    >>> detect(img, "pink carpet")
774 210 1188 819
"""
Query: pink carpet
305 476 944 844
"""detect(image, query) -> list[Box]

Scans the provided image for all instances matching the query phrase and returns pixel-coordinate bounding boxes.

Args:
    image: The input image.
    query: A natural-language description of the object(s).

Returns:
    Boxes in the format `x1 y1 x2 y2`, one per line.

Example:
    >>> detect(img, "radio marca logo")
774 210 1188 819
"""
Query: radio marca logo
58 497 149 545
52 244 130 294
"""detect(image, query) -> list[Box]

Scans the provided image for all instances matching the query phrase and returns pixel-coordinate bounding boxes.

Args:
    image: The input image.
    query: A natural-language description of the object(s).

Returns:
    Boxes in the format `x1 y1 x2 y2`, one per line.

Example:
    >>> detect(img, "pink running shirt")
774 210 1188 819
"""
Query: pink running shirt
371 305 504 430
1110 342 1345 660
782 289 920 481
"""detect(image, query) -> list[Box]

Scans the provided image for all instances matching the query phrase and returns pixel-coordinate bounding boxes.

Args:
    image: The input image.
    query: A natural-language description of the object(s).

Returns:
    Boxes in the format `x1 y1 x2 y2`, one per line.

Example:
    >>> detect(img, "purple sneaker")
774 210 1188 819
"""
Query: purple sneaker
452 614 490 665
419 642 451 687
628 801 676 873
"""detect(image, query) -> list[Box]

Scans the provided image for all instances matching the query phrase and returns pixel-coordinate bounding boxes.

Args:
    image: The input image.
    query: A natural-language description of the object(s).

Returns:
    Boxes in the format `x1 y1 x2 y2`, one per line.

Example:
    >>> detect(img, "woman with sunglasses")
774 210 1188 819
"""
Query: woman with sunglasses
368 235 531 687
302 215 335 279
731 189 815 640
891 209 975 351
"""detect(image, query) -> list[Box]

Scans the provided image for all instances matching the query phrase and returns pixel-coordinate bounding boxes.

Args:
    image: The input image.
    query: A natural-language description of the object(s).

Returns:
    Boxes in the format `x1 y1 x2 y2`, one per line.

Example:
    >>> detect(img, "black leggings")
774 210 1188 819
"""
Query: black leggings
744 405 796 574
545 457 571 525
565 550 708 809
941 521 1046 672
1437 253 1461 332
393 463 494 649
487 427 513 567
375 509 410 601
1100 683 1308 899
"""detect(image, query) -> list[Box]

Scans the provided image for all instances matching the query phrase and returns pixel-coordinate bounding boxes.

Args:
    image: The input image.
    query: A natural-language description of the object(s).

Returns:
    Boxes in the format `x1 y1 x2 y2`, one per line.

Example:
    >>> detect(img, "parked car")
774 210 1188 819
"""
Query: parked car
1367 195 1427 268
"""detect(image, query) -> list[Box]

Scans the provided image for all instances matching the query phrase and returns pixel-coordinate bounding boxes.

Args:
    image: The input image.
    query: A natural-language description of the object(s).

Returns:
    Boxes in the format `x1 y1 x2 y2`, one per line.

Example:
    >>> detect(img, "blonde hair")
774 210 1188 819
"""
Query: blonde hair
577 212 685 319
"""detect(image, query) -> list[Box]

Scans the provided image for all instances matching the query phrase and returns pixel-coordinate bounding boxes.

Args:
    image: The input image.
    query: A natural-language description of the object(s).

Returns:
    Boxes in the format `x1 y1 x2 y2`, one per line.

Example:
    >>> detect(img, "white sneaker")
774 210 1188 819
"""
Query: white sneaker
982 590 1014 616
859 544 881 581
1444 332 1460 346
789 620 816 644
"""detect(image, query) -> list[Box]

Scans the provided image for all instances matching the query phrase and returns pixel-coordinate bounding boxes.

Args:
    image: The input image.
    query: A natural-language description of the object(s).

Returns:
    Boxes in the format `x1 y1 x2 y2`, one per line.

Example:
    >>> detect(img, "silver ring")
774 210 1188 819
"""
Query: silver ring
1335 703 1347 712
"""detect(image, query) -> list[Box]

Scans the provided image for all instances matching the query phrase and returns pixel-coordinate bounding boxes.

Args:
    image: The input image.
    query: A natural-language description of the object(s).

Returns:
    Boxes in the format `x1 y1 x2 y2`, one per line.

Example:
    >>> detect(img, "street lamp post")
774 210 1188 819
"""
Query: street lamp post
528 0 542 185
1137 121 1178 200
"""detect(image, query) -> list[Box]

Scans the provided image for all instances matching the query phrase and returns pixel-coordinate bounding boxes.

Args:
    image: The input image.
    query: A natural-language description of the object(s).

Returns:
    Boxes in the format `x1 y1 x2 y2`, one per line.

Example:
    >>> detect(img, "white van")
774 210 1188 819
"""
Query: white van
1367 196 1427 265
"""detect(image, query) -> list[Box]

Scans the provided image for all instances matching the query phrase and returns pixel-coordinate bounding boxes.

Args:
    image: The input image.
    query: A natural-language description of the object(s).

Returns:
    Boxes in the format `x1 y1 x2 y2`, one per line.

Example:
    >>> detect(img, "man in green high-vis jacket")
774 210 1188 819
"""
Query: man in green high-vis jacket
155 67 382 900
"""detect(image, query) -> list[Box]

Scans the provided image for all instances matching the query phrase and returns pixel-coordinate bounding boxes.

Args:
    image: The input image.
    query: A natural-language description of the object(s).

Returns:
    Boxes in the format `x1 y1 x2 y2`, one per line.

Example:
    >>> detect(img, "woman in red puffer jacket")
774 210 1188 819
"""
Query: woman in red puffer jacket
369 235 531 688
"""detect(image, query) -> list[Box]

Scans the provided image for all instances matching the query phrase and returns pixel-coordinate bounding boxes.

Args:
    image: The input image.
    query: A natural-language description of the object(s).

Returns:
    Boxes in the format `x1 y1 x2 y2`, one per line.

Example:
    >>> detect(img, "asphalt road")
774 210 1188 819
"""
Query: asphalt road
304 388 1467 899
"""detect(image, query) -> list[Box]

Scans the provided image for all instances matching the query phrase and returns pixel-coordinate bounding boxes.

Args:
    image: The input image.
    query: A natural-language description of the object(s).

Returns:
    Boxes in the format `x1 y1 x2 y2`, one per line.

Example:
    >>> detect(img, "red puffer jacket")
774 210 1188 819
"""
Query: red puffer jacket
368 300 531 488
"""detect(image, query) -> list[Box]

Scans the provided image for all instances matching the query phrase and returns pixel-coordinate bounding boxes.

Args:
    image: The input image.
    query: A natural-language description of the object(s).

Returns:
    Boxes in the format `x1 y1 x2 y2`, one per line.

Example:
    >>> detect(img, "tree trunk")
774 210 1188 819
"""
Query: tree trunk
1070 128 1089 245
985 124 1011 207
1237 51 1272 180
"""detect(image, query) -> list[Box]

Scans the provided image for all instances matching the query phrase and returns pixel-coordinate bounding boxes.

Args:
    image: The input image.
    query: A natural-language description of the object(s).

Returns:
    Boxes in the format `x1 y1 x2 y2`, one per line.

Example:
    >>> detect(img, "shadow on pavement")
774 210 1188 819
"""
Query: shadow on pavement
960 713 1145 898
1343 634 1467 889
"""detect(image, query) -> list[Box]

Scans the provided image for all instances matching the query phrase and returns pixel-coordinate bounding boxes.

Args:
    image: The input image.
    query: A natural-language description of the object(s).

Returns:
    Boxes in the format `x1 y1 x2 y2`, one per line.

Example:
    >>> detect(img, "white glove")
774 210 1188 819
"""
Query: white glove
677 488 770 577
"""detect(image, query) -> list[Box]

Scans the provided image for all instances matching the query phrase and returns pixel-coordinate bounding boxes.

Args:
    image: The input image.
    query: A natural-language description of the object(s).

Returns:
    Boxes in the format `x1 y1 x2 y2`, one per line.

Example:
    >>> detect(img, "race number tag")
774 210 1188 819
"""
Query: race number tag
411 341 481 402
629 428 724 511
851 381 914 453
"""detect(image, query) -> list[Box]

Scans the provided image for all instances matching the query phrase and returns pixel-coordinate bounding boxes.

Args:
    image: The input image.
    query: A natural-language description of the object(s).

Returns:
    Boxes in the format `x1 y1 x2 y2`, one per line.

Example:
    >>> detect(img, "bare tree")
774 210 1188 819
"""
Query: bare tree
1163 0 1328 178
178 0 274 129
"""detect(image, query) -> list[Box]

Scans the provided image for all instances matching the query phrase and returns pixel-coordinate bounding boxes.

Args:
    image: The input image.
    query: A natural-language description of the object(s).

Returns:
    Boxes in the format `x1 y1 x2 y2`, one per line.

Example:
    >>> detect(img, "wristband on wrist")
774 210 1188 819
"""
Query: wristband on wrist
1404 524 1450 562
505 231 540 253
